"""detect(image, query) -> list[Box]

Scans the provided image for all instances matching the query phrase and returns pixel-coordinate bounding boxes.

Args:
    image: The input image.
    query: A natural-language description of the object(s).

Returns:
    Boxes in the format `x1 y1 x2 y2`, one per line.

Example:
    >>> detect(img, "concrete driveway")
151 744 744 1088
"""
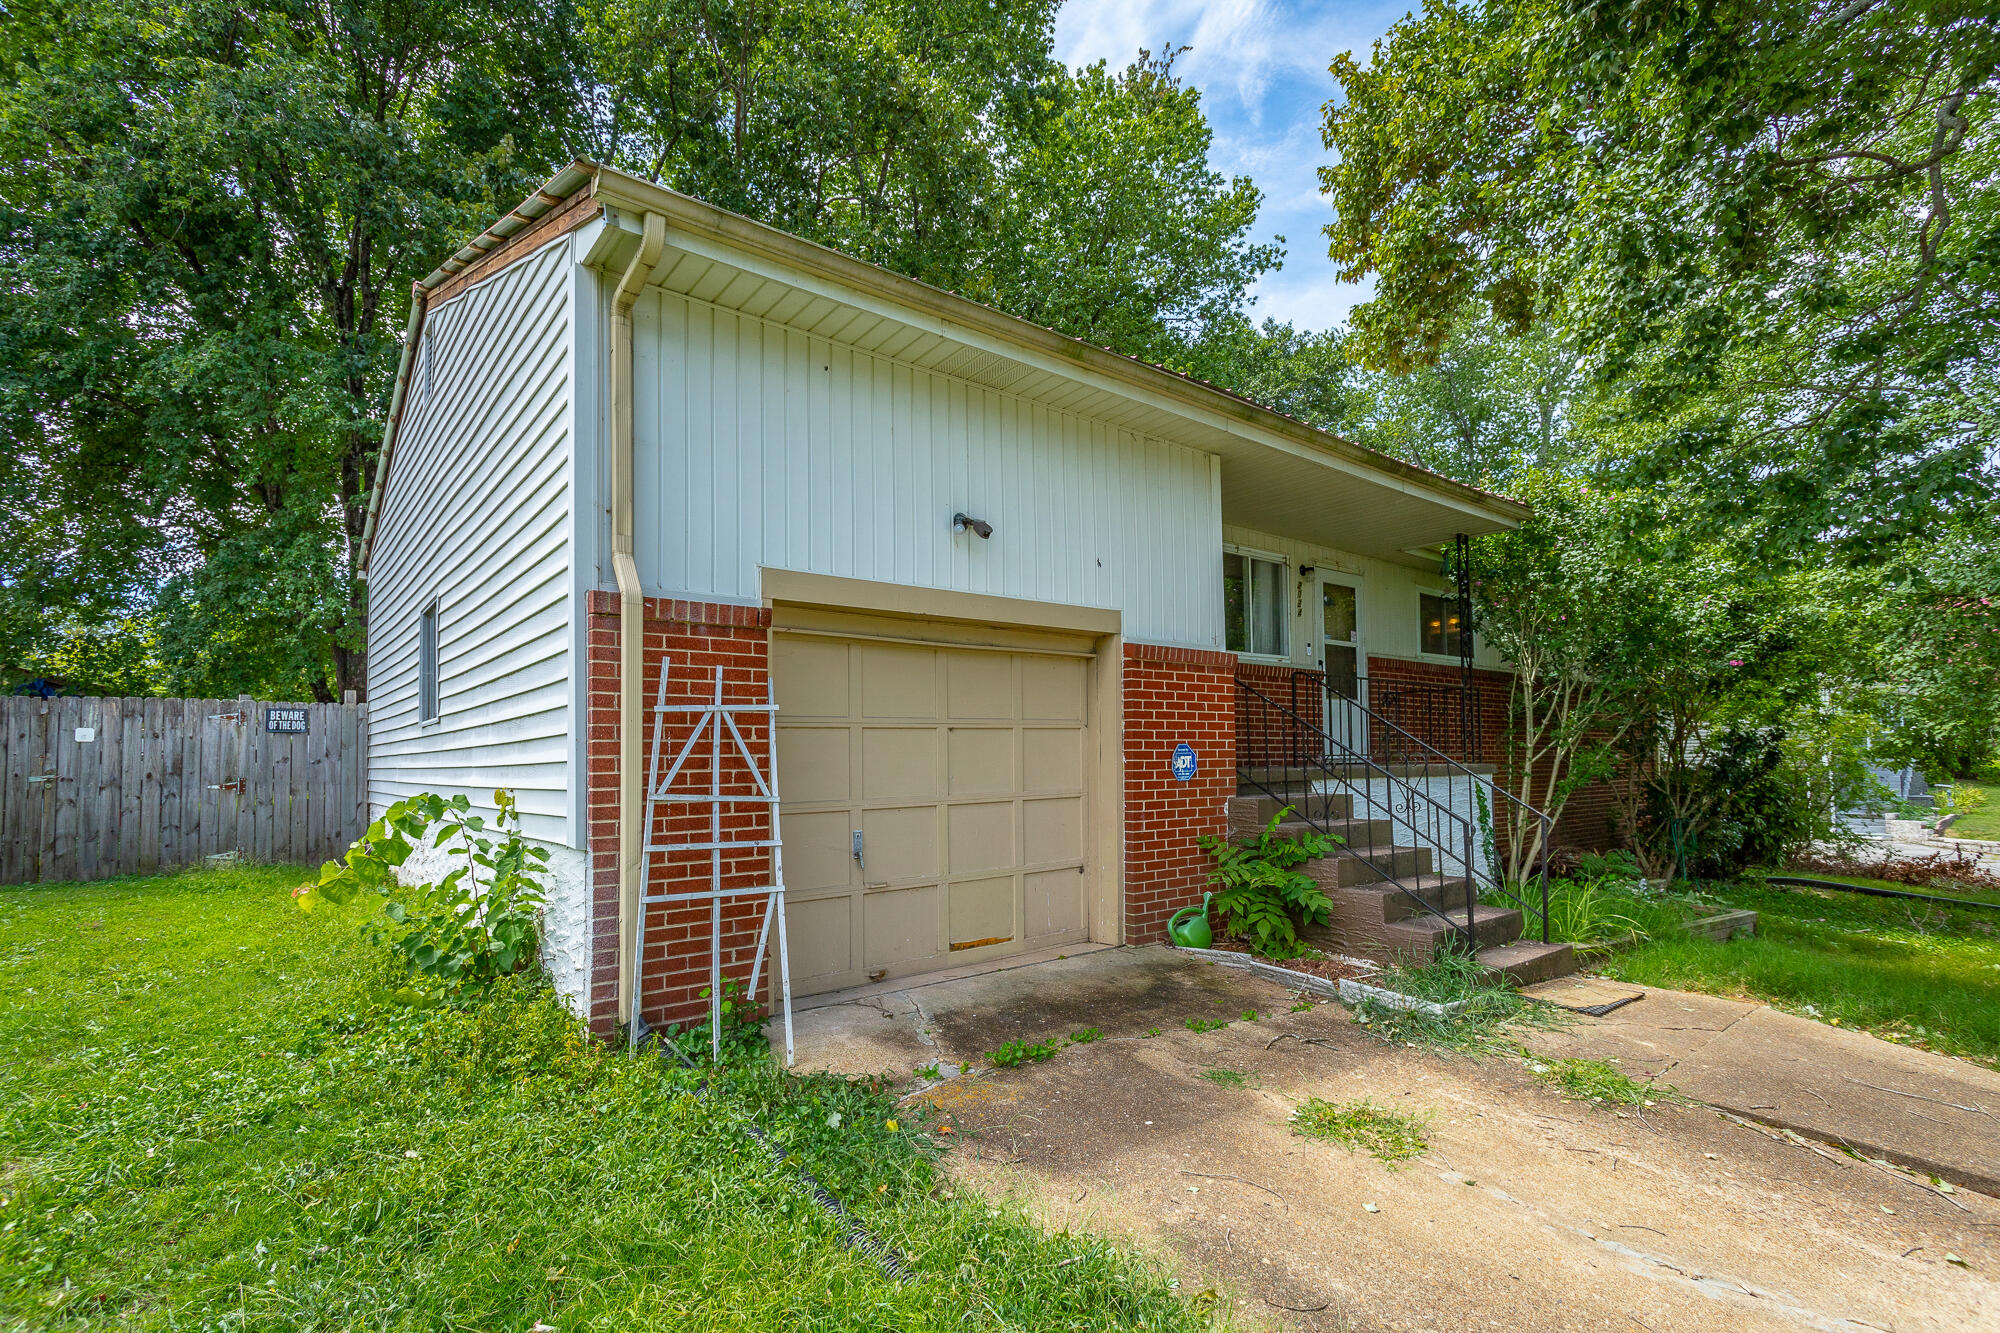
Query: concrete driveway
789 947 2000 1331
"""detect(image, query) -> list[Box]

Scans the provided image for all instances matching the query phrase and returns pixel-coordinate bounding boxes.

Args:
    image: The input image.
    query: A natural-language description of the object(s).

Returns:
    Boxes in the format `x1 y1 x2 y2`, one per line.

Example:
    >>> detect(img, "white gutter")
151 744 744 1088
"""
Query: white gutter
610 212 667 1029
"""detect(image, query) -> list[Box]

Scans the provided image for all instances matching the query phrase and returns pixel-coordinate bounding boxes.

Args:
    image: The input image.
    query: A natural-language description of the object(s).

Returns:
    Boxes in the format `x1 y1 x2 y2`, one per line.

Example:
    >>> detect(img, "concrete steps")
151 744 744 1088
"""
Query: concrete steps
1226 789 1576 985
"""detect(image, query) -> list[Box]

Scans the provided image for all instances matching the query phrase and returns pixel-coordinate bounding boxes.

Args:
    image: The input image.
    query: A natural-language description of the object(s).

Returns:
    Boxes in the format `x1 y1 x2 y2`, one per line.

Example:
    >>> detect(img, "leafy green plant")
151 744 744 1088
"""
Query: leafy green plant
987 1037 1061 1067
1067 1027 1102 1045
1184 1017 1231 1033
1291 1097 1430 1166
1197 807 1336 959
300 790 547 985
659 979 769 1065
1197 1067 1250 1088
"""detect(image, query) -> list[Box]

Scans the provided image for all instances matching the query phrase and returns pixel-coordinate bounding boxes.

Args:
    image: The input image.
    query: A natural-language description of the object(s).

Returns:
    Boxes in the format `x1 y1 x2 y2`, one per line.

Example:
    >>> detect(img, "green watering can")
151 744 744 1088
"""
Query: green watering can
1167 894 1214 949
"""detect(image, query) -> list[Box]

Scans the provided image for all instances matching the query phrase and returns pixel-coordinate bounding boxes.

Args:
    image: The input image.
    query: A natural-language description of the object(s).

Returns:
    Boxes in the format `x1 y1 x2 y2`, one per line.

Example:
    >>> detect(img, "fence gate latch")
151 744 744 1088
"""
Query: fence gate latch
208 779 247 794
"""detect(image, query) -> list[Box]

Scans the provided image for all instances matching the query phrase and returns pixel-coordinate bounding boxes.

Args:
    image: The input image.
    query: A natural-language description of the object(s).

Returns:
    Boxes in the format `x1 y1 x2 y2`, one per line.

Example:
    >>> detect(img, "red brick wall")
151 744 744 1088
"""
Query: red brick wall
585 592 775 1039
1123 644 1237 945
1365 655 1617 855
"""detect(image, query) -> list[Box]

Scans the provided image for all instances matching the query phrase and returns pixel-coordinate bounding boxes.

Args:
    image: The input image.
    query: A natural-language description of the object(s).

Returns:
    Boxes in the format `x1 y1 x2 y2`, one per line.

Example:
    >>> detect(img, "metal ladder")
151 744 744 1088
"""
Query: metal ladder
629 663 795 1064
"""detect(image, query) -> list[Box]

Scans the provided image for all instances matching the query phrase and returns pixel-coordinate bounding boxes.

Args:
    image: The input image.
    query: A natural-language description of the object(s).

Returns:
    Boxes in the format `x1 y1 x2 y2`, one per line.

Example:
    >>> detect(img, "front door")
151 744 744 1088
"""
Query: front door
1317 573 1366 756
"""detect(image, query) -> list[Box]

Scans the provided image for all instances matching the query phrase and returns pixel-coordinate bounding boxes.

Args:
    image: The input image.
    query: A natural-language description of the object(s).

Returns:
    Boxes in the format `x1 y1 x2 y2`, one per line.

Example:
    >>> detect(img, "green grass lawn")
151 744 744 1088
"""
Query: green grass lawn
1945 781 2000 841
0 866 1203 1331
1596 878 2000 1069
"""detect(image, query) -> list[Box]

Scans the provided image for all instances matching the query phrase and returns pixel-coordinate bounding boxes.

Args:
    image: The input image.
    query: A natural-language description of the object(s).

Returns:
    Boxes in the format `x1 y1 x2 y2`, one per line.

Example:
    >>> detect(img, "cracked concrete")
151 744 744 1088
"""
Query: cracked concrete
1523 984 2000 1196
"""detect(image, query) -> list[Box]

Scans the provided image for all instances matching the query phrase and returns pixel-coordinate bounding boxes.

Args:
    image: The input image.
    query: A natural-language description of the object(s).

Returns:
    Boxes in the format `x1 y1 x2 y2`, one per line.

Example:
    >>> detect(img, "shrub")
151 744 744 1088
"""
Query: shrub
1197 807 1335 959
299 789 548 985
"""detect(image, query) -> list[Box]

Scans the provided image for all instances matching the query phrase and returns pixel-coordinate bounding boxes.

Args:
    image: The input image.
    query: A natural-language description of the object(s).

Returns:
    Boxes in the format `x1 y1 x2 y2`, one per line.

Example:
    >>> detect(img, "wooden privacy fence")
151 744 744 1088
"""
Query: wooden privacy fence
1 697 366 885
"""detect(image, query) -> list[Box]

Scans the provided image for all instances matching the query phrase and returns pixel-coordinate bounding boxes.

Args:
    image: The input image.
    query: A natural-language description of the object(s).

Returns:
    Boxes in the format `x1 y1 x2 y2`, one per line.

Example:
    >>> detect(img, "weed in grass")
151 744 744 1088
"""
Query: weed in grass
1197 1067 1251 1088
1525 1055 1670 1105
1184 1017 1231 1033
1144 1027 1163 1037
1068 1027 1103 1045
913 1062 942 1081
1290 999 1316 1012
1241 1009 1260 1022
1291 1097 1430 1167
987 1037 1062 1067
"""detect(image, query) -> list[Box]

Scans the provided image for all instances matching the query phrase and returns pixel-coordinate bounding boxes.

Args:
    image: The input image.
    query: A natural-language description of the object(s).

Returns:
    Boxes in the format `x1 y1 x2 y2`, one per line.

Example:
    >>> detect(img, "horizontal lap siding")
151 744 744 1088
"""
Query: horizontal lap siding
366 241 575 844
631 290 1223 648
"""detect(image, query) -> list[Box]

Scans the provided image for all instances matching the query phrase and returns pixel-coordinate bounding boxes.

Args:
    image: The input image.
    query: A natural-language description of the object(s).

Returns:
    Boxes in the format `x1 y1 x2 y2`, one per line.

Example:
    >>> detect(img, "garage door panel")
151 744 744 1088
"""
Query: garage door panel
773 636 849 718
945 650 1013 720
777 726 849 804
860 805 937 880
864 885 939 969
784 810 857 892
948 875 1016 950
1020 656 1085 721
947 801 1015 875
1022 796 1084 864
860 643 936 719
786 895 854 986
1021 727 1082 794
861 726 939 801
947 727 1014 796
1026 868 1085 939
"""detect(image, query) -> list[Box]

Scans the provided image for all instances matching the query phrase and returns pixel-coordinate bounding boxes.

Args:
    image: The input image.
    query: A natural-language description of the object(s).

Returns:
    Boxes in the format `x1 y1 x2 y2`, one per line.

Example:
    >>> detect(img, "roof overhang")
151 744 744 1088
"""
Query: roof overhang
363 162 1528 573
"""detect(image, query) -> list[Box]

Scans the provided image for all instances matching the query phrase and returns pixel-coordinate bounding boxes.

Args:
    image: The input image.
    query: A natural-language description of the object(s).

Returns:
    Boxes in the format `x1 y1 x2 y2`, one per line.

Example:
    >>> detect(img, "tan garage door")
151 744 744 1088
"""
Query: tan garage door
774 629 1091 995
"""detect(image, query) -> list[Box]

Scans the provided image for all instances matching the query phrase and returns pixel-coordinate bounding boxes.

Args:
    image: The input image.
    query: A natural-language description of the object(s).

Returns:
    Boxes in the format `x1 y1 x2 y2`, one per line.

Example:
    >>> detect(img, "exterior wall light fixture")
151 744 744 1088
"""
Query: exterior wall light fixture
952 512 993 539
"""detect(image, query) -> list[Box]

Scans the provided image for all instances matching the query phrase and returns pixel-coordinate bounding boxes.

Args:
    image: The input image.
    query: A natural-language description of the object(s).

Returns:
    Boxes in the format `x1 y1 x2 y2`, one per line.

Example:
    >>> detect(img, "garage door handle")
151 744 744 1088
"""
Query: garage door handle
852 829 864 869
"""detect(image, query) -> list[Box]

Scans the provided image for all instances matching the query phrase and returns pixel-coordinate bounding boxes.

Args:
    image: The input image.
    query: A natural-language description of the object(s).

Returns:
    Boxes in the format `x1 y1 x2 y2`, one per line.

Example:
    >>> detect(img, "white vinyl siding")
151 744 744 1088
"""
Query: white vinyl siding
366 240 577 844
627 288 1223 649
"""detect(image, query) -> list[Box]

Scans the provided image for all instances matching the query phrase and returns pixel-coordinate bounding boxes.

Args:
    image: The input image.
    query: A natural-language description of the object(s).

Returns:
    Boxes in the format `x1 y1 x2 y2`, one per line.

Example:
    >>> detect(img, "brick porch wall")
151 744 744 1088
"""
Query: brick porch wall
585 592 774 1039
1123 643 1237 945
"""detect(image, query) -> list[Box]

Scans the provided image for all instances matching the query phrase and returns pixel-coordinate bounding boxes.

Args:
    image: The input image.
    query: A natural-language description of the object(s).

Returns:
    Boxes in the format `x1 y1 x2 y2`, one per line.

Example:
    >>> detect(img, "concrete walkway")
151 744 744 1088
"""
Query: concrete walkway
1522 982 2000 1195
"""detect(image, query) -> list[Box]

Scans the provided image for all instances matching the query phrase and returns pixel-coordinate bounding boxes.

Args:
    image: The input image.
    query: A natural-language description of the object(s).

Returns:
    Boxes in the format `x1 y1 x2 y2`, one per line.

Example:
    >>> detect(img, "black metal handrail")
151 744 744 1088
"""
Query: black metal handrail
1239 678 1480 947
1241 672 1554 946
1372 680 1482 763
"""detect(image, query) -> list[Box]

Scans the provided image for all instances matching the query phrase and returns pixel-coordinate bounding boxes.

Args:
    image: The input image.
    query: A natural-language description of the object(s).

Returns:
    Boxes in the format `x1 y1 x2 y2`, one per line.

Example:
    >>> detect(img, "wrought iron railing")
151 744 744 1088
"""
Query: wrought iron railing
1371 680 1482 763
1239 673 1553 946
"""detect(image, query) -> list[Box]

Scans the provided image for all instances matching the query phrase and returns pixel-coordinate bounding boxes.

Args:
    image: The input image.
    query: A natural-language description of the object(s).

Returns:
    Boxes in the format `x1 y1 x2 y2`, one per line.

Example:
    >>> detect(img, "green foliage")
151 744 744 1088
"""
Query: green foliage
1198 807 1335 960
987 1036 1061 1067
302 790 548 985
1183 1017 1230 1034
1290 1097 1430 1167
657 978 770 1066
1067 1026 1103 1045
1196 1067 1250 1088
1322 0 1999 558
1352 951 1567 1055
1525 1056 1669 1107
0 866 1206 1328
0 0 587 701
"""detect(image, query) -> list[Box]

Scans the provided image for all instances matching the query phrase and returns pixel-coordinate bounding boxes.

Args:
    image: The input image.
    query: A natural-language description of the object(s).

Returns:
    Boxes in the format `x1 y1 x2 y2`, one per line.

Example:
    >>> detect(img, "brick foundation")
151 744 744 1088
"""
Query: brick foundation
1122 644 1237 945
585 592 775 1038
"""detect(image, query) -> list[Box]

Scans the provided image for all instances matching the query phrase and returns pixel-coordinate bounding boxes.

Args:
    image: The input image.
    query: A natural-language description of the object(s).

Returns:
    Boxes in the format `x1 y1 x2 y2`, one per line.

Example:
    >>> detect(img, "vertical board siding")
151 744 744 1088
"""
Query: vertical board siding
366 239 576 844
632 289 1224 649
0 697 366 883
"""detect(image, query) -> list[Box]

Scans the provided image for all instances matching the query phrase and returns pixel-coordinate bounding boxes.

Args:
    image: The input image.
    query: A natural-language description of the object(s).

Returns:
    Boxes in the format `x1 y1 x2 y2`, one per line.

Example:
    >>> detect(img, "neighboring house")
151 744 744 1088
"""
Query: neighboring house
361 162 1562 1039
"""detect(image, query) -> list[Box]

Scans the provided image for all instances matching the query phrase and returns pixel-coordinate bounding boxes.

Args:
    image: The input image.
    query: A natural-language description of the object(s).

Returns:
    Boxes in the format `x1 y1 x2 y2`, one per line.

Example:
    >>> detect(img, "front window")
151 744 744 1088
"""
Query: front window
1419 592 1465 657
1224 551 1288 657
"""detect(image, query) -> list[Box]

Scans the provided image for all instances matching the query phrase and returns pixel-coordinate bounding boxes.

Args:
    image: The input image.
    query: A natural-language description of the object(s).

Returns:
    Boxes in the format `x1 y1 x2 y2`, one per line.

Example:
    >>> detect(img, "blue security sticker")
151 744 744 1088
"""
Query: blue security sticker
1170 742 1198 782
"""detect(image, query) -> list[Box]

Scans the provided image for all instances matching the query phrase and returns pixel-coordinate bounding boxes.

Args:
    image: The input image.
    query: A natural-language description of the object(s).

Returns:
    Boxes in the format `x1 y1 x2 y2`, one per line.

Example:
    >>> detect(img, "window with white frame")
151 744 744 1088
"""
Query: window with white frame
1224 550 1289 657
419 599 441 723
1419 591 1466 657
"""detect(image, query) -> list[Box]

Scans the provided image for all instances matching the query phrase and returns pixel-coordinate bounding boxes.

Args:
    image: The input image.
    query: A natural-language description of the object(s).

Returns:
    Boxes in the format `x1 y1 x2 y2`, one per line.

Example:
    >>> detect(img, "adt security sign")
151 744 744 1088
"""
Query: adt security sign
1170 742 1198 782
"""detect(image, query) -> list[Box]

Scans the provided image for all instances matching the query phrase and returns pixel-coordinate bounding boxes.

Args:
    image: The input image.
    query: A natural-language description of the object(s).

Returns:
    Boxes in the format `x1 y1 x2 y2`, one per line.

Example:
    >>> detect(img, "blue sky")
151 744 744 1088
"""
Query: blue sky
1052 0 1408 333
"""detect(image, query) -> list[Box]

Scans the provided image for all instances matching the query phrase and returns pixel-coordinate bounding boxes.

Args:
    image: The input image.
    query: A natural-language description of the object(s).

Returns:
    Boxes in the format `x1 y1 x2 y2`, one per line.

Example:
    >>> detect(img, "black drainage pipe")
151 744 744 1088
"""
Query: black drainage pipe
1764 875 2000 914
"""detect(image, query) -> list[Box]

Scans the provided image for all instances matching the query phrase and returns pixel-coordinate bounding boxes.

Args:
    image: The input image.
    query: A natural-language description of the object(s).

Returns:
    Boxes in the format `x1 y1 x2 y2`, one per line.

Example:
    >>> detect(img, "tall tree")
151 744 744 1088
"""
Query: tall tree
1321 0 2000 556
1 0 587 698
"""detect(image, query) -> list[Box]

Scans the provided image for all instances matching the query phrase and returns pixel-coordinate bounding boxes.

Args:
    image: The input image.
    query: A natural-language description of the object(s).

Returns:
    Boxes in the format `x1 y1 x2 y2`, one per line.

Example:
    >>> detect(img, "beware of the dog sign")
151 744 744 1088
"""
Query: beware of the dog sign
266 706 308 734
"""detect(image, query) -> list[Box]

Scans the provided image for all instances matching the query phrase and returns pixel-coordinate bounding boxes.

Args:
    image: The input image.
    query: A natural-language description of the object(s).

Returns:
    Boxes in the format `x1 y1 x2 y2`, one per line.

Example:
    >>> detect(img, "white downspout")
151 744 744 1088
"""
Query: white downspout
611 212 666 1029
